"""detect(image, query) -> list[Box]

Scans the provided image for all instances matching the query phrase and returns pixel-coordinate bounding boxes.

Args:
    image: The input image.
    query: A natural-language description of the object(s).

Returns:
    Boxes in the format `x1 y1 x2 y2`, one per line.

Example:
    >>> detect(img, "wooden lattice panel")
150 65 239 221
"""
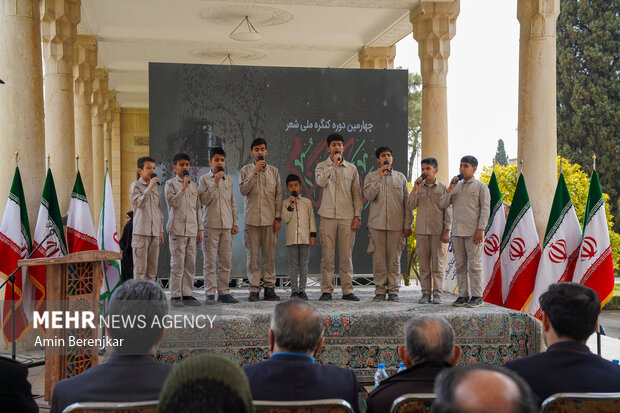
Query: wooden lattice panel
67 262 95 296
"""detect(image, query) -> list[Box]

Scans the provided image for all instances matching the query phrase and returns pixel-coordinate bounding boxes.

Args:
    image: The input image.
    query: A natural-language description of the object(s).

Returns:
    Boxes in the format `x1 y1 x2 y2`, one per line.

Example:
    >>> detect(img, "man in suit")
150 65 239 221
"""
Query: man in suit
505 282 620 405
366 315 462 413
243 299 361 412
0 356 38 413
50 279 172 413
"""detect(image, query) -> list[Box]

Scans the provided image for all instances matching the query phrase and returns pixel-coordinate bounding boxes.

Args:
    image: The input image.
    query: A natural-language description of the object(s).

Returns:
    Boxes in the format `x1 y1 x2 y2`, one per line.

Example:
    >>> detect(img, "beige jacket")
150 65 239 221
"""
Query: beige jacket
363 170 413 231
130 178 164 236
315 157 362 219
281 197 317 246
440 178 490 237
198 170 238 229
239 163 282 226
409 180 452 235
164 175 203 237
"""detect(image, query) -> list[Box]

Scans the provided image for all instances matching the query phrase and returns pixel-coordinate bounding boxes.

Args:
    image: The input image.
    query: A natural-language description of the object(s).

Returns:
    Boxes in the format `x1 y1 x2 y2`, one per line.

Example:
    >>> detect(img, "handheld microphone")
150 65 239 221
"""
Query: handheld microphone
291 191 298 198
335 151 342 163
383 160 392 175
150 173 160 185
420 173 427 180
257 155 265 171
182 170 189 177
217 166 225 180
451 174 464 185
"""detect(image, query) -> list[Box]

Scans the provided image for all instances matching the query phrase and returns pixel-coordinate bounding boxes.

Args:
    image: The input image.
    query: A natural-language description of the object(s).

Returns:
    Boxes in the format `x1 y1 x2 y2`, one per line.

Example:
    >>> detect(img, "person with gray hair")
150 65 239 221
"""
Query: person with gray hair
365 315 462 413
432 364 538 413
243 299 361 412
50 279 172 413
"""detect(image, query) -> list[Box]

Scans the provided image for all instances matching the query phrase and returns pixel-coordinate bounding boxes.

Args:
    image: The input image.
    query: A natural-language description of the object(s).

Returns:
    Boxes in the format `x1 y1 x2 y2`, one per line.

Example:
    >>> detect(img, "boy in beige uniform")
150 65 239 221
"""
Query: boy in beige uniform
440 155 490 308
281 174 317 300
199 147 239 305
239 138 282 302
165 153 203 307
363 146 413 303
130 156 164 280
409 157 452 304
315 133 362 301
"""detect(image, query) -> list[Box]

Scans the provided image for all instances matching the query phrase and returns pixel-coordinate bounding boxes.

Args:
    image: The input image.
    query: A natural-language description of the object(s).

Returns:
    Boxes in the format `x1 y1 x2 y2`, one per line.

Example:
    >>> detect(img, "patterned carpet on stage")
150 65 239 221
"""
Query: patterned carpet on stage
156 288 543 383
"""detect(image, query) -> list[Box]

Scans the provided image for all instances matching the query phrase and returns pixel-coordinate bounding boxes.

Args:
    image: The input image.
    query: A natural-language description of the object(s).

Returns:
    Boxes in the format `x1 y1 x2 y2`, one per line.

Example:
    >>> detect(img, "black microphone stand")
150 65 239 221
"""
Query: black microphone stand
0 228 56 360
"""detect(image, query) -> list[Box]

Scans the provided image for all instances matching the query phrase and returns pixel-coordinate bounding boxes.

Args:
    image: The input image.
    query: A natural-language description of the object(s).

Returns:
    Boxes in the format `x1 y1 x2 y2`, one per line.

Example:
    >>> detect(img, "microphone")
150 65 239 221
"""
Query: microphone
451 174 464 185
182 170 189 177
257 155 265 171
335 151 342 163
383 160 392 175
291 191 298 198
150 172 160 185
417 173 427 184
217 166 225 180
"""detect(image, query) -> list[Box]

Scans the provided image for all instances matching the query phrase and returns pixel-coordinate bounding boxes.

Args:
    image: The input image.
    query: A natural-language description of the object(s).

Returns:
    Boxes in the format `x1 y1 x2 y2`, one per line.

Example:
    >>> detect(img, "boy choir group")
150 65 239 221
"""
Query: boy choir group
130 133 489 308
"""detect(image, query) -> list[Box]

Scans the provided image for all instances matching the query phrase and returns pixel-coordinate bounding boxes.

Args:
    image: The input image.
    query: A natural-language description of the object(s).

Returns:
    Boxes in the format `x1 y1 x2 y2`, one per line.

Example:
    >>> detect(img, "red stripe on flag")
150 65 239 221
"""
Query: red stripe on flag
483 259 503 306
504 247 541 311
67 227 98 253
578 246 615 307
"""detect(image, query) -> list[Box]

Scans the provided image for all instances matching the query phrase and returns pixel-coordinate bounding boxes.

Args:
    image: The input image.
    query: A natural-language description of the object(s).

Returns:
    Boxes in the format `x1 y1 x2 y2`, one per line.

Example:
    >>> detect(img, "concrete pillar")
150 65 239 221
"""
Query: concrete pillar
517 0 560 241
410 0 459 185
103 91 116 170
91 68 108 223
111 106 122 226
73 35 97 215
358 46 396 69
0 0 46 231
40 0 80 214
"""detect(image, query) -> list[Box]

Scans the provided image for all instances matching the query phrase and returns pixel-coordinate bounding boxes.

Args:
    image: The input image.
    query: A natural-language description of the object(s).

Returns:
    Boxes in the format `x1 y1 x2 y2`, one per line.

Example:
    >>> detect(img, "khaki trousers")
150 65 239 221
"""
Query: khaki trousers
132 234 159 280
452 235 483 297
369 229 404 295
320 217 355 295
169 234 196 298
244 225 276 293
202 227 232 296
416 234 445 295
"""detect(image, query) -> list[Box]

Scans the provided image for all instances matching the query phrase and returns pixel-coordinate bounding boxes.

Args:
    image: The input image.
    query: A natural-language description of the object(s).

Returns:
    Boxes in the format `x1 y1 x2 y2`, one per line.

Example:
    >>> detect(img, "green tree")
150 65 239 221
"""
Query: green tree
494 139 509 166
479 157 620 270
406 72 422 182
557 0 620 230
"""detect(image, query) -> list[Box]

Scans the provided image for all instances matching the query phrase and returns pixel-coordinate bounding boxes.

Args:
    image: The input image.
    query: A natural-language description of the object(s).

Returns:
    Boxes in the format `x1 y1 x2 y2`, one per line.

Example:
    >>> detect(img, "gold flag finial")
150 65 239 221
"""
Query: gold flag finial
76 155 80 172
15 151 19 167
592 154 597 171
47 153 51 169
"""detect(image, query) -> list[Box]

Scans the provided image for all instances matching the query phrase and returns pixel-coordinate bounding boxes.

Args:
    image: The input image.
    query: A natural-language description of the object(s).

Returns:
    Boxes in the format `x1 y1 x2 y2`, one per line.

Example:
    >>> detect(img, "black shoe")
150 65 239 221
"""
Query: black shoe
373 294 386 302
248 292 260 302
319 293 332 301
418 294 431 304
218 294 239 304
467 297 483 308
171 297 184 307
204 295 216 305
182 296 201 306
453 297 469 307
290 291 300 299
432 295 442 304
388 294 400 302
342 293 360 302
298 291 308 300
264 288 281 302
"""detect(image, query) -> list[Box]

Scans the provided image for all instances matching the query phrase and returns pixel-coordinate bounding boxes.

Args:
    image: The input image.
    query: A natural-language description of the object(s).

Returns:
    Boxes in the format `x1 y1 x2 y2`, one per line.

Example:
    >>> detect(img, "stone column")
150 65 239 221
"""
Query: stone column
104 91 116 169
358 46 396 69
0 1 46 230
73 35 97 214
517 0 560 241
91 68 108 223
40 0 80 214
410 0 459 185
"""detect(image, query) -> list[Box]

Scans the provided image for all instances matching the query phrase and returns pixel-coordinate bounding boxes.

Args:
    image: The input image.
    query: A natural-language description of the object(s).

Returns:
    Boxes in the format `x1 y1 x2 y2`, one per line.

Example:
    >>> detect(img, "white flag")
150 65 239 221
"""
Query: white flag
98 170 121 299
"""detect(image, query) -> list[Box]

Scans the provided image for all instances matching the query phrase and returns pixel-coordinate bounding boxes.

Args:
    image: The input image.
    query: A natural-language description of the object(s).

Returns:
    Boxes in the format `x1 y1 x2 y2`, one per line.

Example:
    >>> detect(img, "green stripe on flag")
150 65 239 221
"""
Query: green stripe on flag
43 169 67 255
501 173 531 252
12 167 32 249
582 170 604 230
542 173 575 248
485 172 503 234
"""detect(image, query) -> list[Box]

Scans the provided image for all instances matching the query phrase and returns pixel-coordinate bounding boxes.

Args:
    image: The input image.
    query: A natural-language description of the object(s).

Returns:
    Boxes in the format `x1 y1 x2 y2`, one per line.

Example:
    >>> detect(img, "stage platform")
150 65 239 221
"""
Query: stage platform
156 286 543 384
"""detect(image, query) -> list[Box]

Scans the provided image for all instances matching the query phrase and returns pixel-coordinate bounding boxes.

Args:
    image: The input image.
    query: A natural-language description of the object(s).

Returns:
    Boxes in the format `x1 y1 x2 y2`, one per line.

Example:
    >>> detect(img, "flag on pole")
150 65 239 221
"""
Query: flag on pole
482 172 505 306
526 173 581 319
67 171 98 253
98 169 121 300
500 173 541 311
572 170 615 307
443 234 459 294
0 168 32 343
29 169 67 315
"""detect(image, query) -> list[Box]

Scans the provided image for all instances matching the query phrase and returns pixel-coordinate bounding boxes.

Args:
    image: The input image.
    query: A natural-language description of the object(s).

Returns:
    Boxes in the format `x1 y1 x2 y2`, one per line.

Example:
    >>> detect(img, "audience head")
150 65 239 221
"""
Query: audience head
540 282 600 344
158 354 254 413
269 299 325 356
106 279 168 355
399 315 461 368
433 364 538 413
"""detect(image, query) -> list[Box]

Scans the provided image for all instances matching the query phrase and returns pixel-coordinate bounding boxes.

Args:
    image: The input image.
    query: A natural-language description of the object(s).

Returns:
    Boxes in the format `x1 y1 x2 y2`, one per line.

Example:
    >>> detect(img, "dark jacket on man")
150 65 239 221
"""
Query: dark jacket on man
0 356 38 413
365 360 451 413
505 341 620 405
118 217 134 283
243 353 361 413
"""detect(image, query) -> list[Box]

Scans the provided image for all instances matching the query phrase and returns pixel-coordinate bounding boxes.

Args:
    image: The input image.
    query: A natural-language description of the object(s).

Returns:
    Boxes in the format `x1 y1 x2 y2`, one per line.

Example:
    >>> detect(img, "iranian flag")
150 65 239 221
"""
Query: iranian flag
572 170 615 307
29 169 67 315
526 173 581 319
500 173 541 311
98 170 121 300
482 172 505 306
0 168 32 343
67 171 98 253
